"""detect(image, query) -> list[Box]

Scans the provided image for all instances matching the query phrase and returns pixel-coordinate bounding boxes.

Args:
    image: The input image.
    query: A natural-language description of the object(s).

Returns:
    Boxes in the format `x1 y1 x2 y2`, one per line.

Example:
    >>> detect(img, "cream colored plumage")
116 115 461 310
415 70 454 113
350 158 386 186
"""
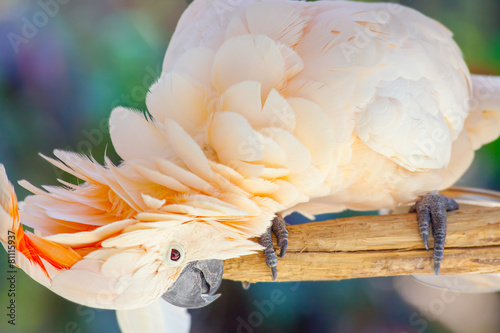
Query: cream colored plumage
116 298 191 333
1 0 500 310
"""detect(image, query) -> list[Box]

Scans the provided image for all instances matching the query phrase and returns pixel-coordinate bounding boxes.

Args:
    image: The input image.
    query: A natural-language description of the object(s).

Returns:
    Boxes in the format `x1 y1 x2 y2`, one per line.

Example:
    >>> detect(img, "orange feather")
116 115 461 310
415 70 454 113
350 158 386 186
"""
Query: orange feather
9 182 82 276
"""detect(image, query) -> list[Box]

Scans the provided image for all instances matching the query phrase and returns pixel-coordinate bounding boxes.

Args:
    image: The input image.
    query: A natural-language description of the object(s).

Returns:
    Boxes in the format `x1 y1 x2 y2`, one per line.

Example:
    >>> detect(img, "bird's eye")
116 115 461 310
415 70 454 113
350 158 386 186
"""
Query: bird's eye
170 249 181 261
165 244 184 266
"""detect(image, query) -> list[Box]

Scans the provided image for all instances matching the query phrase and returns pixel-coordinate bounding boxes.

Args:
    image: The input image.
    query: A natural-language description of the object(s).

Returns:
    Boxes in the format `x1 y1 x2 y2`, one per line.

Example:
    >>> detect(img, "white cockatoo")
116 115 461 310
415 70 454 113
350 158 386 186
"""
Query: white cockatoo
1 0 500 314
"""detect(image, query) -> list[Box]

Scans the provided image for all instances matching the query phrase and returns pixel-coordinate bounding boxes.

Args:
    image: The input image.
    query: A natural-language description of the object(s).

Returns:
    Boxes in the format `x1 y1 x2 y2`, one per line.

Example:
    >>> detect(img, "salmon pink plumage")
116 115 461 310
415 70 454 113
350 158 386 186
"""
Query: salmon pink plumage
1 0 500 313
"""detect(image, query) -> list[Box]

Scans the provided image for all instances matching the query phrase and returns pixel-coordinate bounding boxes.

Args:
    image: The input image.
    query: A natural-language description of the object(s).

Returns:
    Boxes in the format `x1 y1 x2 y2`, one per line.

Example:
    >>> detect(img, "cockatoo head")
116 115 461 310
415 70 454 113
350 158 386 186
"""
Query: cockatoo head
0 163 263 310
101 218 257 309
128 222 225 309
102 220 232 309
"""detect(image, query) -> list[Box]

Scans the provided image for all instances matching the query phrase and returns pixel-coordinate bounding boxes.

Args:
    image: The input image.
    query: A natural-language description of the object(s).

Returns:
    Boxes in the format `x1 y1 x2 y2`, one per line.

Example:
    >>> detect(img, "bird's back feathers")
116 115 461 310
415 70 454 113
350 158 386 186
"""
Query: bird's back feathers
1 0 500 310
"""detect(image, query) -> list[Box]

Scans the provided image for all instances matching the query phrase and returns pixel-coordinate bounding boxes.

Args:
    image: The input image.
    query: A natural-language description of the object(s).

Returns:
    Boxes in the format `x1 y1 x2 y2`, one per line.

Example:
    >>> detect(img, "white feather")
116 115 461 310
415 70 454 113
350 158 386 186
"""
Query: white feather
212 34 286 96
171 47 215 89
209 111 263 177
109 108 171 162
133 164 190 193
146 73 208 133
244 2 307 47
155 159 216 194
116 298 191 333
164 119 213 182
288 97 335 165
44 220 135 247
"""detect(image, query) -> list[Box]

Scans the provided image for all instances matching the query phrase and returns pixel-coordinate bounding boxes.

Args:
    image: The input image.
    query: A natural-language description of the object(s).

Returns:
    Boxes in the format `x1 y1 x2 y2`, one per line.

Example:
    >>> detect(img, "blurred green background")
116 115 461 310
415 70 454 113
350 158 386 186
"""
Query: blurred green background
0 0 499 332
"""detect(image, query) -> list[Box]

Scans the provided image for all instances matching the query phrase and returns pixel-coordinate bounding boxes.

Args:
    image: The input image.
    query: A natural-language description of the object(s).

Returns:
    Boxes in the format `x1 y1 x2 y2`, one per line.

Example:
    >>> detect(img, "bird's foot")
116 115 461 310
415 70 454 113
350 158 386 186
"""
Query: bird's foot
258 214 288 281
409 194 459 275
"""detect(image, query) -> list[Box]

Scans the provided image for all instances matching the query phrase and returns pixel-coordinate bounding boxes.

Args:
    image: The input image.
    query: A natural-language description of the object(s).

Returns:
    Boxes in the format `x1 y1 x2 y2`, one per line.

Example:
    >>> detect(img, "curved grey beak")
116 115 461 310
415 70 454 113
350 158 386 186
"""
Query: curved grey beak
161 259 223 309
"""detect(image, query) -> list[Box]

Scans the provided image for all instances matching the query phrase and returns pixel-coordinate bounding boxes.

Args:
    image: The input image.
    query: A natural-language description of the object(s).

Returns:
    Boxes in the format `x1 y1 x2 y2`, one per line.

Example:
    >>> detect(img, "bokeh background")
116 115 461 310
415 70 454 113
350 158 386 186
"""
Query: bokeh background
0 0 499 332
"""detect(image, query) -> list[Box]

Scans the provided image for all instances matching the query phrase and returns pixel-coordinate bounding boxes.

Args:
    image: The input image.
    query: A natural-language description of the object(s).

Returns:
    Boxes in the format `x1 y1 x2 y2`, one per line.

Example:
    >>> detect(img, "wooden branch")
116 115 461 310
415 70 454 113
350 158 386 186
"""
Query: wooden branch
223 206 500 282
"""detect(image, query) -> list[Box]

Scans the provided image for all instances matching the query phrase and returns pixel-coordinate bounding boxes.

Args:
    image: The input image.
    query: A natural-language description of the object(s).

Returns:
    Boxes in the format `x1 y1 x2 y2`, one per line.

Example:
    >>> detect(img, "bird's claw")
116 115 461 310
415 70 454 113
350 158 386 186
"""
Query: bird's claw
409 194 459 275
258 214 288 281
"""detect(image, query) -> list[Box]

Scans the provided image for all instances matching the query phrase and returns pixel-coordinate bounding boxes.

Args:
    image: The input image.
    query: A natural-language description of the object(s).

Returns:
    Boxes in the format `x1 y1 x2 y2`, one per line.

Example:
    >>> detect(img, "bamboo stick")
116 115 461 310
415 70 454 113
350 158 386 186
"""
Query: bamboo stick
223 206 500 282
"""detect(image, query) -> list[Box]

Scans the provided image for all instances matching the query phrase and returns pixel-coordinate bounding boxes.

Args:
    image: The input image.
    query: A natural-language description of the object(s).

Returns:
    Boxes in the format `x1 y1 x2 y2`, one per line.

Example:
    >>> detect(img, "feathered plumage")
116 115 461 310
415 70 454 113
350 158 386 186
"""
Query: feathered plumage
1 0 500 310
